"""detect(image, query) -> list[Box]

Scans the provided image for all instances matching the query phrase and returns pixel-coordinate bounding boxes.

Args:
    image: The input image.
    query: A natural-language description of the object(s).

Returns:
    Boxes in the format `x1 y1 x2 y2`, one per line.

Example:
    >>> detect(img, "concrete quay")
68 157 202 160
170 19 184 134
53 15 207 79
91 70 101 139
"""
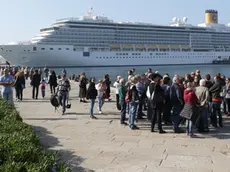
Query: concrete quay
15 82 230 172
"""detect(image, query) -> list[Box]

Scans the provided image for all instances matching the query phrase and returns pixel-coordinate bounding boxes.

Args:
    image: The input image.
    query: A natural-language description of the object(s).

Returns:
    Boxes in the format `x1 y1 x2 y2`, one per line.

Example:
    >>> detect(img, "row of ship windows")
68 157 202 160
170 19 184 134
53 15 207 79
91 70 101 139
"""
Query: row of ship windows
15 47 71 52
95 56 216 59
115 53 214 56
116 53 169 55
54 29 230 36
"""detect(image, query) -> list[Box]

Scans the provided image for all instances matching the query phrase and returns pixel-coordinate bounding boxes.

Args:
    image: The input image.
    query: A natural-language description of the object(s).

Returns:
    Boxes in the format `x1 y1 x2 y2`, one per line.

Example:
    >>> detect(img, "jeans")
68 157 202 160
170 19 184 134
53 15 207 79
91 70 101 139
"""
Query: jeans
201 106 209 129
171 105 183 129
59 91 67 113
120 100 126 123
129 102 138 128
32 86 39 99
98 97 104 111
116 94 121 110
41 88 45 98
2 92 14 105
186 119 193 136
90 99 95 116
211 102 222 126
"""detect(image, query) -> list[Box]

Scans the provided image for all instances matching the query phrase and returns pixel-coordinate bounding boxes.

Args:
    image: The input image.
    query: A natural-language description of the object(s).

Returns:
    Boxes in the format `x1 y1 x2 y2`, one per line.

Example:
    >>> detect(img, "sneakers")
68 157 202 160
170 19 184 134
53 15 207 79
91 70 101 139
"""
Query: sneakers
99 111 102 114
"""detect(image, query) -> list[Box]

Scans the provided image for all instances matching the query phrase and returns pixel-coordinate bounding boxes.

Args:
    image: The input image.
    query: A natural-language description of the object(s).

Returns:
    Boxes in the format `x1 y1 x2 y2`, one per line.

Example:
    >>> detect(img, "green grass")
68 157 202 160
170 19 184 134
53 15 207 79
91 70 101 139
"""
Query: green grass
0 99 71 172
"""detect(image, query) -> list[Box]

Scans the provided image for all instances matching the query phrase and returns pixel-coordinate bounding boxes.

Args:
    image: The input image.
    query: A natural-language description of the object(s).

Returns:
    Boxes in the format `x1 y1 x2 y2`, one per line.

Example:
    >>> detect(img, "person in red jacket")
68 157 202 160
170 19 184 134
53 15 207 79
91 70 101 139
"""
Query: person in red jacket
180 82 198 138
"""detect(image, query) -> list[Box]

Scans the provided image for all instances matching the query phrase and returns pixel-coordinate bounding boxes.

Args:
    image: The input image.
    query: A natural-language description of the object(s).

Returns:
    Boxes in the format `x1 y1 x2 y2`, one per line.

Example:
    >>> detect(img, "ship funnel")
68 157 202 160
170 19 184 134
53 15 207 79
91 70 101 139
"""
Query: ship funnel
205 9 218 24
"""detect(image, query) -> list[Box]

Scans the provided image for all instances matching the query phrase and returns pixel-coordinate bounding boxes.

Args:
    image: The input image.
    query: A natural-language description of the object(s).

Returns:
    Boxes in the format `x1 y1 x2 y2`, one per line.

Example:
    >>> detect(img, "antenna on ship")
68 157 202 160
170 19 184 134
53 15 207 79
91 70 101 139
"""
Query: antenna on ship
86 7 93 16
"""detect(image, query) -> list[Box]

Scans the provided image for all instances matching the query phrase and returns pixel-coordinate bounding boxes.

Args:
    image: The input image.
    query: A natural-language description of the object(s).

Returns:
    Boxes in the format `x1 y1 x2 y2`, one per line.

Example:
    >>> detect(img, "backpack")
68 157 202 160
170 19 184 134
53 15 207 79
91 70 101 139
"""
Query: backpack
125 86 132 103
50 94 60 111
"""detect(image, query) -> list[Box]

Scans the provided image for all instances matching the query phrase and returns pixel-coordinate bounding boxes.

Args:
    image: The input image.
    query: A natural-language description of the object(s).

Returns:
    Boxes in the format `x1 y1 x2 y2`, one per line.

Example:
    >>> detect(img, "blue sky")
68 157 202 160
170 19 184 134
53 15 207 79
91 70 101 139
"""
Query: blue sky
0 0 230 44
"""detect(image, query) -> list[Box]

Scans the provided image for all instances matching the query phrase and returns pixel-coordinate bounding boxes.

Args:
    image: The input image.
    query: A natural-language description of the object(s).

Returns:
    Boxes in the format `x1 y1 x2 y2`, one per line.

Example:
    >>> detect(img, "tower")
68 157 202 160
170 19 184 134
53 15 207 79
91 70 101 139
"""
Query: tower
205 9 218 24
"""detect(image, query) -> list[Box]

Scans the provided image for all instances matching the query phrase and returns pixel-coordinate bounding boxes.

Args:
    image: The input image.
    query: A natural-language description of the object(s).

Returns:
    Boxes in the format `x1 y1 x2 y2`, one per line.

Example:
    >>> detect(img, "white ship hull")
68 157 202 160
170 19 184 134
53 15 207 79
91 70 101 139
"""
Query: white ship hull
0 45 229 67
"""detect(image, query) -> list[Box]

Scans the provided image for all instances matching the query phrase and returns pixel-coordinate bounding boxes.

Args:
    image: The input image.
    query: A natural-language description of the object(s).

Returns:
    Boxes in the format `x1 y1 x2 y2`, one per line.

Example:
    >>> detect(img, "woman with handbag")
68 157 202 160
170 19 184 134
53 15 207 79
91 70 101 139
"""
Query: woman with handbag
14 70 26 101
180 82 198 138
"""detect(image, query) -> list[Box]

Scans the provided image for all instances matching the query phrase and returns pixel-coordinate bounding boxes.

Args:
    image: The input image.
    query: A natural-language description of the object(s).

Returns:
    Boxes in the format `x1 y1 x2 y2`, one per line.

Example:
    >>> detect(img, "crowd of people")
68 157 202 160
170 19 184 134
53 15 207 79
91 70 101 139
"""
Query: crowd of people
0 66 60 104
0 65 229 138
85 68 229 138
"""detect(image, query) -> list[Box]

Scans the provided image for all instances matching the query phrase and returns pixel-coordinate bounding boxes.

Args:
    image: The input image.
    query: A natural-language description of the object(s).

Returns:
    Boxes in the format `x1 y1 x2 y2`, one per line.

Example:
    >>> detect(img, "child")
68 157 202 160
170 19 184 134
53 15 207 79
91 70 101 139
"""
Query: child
41 79 46 98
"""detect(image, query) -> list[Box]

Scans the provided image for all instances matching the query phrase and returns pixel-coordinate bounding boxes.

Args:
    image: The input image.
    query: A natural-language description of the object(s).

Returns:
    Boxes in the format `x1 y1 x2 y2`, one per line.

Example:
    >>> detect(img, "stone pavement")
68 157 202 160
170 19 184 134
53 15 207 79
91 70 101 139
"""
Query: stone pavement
15 82 230 172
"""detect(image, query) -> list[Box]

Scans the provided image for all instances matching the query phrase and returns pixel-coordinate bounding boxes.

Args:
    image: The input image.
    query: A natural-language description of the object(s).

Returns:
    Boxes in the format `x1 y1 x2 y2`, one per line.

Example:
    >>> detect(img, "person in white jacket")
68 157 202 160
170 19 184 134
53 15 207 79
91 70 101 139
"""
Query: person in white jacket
96 79 107 114
113 75 122 110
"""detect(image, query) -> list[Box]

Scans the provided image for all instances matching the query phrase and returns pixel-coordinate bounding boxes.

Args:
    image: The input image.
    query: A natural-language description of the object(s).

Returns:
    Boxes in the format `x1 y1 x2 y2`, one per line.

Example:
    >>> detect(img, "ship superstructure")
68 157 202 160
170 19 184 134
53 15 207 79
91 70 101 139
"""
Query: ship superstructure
1 8 230 67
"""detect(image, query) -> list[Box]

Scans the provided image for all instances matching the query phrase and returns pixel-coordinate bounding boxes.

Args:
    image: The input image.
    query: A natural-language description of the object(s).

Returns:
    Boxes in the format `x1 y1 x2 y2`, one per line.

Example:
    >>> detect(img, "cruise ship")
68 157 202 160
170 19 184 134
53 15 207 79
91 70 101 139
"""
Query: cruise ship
1 8 230 67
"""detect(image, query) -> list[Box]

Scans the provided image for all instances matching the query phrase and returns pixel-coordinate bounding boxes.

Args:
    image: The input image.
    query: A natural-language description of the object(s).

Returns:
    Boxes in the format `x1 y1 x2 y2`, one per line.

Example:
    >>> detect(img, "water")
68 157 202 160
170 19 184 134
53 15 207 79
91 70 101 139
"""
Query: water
51 64 230 81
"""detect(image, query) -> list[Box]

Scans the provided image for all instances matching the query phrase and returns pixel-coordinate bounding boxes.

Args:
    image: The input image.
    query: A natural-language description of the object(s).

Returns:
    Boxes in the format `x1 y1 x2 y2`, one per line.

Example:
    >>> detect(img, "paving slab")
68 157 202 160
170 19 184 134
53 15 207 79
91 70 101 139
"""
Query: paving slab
15 81 230 171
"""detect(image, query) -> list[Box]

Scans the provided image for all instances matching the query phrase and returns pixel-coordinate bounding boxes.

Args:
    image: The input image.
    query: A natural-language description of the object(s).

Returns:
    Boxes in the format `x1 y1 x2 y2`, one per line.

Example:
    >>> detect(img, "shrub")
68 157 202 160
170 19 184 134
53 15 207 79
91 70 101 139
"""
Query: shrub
0 98 71 171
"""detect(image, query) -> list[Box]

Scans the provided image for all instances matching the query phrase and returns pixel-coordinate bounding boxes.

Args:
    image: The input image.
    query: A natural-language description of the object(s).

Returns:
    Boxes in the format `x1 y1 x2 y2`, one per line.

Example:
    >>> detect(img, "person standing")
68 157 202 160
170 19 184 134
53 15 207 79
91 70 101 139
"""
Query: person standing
195 79 210 132
170 76 184 133
209 75 223 128
0 68 14 105
128 77 139 130
86 78 98 119
79 72 88 103
103 74 111 101
147 73 166 133
96 79 107 114
57 73 71 115
48 71 58 94
113 75 122 110
161 76 172 125
31 69 41 99
119 78 128 125
14 70 26 101
40 79 46 98
29 68 34 81
180 82 198 138
136 75 145 119
43 66 49 81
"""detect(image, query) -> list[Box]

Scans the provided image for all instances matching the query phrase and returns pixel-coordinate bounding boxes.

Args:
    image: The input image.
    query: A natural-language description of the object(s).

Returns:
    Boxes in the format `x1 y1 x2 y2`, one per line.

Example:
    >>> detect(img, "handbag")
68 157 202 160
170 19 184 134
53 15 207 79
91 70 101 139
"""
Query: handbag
21 84 25 89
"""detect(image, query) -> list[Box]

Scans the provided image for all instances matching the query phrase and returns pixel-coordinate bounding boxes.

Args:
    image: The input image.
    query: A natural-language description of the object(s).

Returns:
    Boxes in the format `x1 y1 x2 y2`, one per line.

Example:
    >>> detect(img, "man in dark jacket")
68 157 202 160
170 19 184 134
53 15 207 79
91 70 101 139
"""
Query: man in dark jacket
170 76 184 133
31 69 41 99
147 73 166 134
209 75 223 127
119 78 127 125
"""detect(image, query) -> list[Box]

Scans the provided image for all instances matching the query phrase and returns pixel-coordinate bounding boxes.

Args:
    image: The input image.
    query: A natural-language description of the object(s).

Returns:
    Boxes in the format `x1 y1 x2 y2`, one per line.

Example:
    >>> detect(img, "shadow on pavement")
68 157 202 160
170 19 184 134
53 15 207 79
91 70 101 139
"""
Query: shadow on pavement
204 117 230 140
33 126 95 171
25 117 79 121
